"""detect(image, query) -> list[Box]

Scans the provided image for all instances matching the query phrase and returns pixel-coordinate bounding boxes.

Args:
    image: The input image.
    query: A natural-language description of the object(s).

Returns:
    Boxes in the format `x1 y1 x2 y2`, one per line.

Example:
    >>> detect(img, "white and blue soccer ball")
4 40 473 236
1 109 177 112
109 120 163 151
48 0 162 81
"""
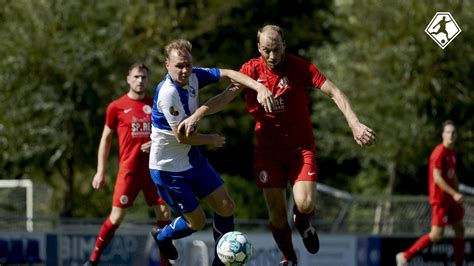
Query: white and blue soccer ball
217 231 253 265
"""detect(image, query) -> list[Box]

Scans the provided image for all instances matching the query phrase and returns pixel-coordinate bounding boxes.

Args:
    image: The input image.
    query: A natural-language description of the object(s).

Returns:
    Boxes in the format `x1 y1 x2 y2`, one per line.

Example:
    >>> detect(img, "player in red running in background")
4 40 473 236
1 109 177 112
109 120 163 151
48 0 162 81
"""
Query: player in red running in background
84 63 172 266
179 25 376 265
397 120 465 266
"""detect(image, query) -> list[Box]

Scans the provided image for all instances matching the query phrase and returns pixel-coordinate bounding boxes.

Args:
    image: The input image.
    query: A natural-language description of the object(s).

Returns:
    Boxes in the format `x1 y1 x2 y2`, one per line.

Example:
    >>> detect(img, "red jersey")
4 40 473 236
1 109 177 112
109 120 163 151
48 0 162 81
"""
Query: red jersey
240 55 327 153
428 143 457 204
105 94 153 173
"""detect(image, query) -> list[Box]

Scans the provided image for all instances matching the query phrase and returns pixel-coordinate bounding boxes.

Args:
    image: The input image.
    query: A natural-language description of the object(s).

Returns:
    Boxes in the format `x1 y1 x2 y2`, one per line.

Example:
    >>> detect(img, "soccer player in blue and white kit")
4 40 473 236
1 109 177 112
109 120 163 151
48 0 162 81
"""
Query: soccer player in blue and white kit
149 39 275 265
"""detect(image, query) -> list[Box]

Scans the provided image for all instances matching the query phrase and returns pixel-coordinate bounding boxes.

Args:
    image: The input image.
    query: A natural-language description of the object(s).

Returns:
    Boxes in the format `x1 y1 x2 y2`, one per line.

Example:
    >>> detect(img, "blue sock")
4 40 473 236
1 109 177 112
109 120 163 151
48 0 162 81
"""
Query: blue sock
158 216 195 241
213 214 234 266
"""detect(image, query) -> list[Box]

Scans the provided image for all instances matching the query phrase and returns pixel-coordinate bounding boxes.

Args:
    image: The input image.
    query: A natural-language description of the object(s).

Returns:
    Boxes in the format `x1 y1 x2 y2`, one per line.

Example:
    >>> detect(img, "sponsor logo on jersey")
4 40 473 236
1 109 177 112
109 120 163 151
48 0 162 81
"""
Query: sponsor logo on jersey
169 106 179 116
274 97 285 113
189 86 197 98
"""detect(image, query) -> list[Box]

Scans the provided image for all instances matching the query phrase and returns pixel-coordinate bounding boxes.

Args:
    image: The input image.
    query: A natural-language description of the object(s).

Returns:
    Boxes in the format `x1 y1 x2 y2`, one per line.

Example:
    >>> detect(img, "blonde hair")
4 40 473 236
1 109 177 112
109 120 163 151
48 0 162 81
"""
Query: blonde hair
165 39 192 59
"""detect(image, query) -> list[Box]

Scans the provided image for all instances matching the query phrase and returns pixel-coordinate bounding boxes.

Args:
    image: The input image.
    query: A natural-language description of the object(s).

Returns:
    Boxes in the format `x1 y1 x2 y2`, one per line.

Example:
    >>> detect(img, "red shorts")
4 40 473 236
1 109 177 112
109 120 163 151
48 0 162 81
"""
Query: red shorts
253 148 317 188
113 170 165 208
431 202 464 226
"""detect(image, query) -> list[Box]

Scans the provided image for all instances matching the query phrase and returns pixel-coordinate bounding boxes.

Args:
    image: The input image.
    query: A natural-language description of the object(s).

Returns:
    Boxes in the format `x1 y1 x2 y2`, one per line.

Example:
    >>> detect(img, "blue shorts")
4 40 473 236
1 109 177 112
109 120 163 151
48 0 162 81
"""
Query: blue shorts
150 147 224 213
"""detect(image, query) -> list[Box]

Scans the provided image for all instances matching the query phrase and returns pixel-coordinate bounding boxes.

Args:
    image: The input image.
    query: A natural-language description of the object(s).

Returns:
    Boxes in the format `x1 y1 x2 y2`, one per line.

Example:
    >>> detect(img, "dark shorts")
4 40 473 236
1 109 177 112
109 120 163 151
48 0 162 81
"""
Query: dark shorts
254 148 317 188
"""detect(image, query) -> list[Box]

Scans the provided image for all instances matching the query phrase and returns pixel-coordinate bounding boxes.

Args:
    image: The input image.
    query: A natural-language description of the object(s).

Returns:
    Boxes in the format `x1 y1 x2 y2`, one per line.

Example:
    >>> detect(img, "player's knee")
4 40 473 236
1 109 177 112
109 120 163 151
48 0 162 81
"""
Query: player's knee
217 199 235 217
429 232 443 243
295 198 315 214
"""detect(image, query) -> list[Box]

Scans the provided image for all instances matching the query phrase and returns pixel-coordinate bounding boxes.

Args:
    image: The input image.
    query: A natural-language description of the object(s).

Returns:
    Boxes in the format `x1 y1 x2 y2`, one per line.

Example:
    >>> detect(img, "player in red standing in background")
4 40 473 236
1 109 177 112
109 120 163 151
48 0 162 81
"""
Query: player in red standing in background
84 63 172 266
397 120 465 266
179 25 376 265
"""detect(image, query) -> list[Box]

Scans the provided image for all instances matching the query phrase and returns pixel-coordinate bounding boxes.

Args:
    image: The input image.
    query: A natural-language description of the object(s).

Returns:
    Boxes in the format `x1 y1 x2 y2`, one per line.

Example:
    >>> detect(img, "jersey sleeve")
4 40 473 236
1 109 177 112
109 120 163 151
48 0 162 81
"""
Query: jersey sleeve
431 147 444 170
193 67 220 88
105 102 118 130
308 63 327 89
157 86 186 128
239 61 256 79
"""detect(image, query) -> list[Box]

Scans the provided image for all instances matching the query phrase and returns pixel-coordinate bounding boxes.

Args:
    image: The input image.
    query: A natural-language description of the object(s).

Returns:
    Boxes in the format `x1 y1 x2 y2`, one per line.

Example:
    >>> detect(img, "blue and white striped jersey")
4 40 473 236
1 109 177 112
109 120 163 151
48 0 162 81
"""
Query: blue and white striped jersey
149 67 220 172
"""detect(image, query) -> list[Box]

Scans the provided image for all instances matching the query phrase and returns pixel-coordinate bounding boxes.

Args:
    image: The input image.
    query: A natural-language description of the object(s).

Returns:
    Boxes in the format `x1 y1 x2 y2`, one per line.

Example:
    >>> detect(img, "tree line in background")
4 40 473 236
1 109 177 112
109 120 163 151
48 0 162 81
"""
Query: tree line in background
0 0 472 220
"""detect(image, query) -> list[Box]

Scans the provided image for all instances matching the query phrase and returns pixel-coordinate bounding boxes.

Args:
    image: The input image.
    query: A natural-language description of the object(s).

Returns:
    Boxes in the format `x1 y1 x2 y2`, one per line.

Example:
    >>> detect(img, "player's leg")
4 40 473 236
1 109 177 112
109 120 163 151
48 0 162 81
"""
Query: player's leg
292 181 319 254
289 149 319 254
255 150 297 264
149 169 203 260
452 221 465 266
263 188 298 264
86 172 139 265
450 202 465 266
397 204 445 264
191 155 234 266
86 206 126 265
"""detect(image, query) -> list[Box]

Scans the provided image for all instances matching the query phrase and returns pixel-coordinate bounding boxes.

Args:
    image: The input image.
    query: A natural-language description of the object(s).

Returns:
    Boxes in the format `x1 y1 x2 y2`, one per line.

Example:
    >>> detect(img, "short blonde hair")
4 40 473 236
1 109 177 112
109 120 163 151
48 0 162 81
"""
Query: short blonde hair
165 39 192 59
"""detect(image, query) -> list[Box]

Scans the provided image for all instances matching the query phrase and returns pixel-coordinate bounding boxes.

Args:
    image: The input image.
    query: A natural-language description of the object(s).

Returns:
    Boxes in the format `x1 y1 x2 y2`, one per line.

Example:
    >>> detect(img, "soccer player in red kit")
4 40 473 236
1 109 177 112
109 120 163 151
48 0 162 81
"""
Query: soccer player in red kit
179 25 376 265
85 63 171 266
397 120 465 266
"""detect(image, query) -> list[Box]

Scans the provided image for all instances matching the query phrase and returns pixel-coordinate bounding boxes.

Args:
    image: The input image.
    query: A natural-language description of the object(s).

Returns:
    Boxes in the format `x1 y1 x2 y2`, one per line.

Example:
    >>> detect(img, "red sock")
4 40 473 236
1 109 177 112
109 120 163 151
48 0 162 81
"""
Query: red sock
270 223 297 263
157 219 172 265
454 238 464 266
89 218 119 262
157 219 171 229
404 234 432 261
293 205 314 233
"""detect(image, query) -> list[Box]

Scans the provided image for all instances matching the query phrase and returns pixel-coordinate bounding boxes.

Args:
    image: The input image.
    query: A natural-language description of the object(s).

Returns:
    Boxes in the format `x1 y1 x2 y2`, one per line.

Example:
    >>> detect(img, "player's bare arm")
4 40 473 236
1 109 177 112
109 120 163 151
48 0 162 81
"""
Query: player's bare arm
320 79 376 147
172 125 225 148
93 125 114 190
178 85 243 136
433 168 464 204
219 68 275 113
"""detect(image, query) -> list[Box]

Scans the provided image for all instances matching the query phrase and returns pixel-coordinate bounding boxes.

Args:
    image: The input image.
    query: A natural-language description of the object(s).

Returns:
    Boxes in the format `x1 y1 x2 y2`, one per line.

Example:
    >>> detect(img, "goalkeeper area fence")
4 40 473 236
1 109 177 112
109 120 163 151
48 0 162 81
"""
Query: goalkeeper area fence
1 179 473 236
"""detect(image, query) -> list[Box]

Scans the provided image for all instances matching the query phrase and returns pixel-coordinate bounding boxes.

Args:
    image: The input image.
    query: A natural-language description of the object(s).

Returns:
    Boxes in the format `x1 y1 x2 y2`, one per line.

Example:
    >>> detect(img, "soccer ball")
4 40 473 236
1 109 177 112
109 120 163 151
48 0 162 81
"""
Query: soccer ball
216 231 253 265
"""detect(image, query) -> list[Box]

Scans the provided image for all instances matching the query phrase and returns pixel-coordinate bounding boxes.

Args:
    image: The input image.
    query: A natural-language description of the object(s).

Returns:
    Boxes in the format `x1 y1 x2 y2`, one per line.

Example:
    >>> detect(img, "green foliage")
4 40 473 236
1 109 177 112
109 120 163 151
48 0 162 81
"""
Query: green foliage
2 0 471 220
309 0 474 194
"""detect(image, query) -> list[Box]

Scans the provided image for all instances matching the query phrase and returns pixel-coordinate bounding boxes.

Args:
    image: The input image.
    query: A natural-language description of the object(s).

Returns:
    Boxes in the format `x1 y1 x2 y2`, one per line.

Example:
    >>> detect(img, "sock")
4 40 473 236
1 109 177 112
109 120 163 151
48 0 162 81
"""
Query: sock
404 234 432 261
212 214 235 266
157 219 171 264
89 217 119 262
158 216 195 241
454 238 465 266
293 205 314 233
270 223 297 263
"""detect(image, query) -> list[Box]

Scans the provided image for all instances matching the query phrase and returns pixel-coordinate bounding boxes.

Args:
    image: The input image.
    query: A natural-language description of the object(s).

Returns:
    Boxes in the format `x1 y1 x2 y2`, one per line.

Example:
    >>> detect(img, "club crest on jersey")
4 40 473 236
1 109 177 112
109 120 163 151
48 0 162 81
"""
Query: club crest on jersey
189 86 197 98
277 76 289 90
169 106 179 116
120 195 129 205
259 170 268 183
143 105 152 114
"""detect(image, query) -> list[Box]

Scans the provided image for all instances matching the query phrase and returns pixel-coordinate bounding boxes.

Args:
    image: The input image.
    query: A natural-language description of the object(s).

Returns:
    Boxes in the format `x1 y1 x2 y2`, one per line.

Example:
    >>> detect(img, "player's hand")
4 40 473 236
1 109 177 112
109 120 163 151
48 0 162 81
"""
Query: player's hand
209 134 225 148
257 86 275 113
351 122 376 146
178 115 199 136
92 173 105 190
141 141 152 153
453 192 464 204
